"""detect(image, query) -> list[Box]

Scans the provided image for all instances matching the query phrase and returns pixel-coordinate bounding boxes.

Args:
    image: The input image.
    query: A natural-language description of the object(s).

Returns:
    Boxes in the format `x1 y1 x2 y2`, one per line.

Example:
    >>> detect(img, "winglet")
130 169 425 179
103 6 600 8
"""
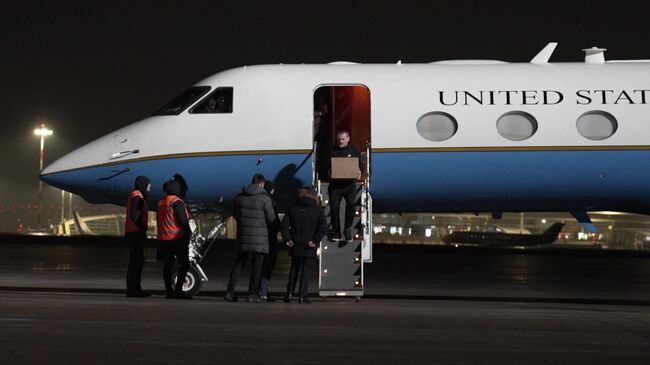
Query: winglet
531 42 558 64
570 210 597 233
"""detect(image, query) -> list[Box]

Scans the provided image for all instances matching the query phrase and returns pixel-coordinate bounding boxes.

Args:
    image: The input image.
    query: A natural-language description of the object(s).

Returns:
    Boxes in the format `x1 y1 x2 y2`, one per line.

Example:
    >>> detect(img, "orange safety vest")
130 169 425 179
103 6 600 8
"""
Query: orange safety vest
157 195 190 240
125 190 148 233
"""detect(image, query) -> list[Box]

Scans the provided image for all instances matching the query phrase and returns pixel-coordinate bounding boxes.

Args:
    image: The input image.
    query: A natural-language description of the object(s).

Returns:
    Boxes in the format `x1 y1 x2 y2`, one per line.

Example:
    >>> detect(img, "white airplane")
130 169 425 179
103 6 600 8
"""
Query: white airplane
41 43 650 233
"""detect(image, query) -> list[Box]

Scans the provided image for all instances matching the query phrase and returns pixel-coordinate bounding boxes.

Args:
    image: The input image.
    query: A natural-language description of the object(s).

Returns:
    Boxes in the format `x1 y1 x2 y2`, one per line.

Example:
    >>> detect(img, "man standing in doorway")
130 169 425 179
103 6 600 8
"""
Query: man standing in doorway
328 130 362 242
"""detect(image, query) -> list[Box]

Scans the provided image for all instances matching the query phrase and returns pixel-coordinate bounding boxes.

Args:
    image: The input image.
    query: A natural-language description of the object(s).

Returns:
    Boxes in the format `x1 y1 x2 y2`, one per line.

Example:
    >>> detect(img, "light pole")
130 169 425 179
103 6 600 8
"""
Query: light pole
34 123 53 228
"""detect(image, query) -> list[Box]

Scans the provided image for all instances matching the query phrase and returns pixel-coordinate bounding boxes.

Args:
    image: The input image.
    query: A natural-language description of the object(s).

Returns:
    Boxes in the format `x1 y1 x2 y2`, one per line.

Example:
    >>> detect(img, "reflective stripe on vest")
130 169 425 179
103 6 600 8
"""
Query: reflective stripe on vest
156 195 189 240
125 190 148 233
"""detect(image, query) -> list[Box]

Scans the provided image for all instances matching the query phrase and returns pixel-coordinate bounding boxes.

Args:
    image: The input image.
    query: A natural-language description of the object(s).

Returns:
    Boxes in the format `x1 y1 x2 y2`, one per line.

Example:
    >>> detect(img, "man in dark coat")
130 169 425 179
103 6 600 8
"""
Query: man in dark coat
282 188 327 304
328 129 362 242
257 181 281 302
225 174 275 303
125 175 151 297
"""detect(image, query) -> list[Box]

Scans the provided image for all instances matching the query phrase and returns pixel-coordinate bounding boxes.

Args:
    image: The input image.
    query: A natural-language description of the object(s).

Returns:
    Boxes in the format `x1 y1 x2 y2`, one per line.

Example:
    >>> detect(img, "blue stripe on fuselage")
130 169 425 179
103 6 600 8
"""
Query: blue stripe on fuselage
41 150 650 214
41 153 313 210
371 150 650 214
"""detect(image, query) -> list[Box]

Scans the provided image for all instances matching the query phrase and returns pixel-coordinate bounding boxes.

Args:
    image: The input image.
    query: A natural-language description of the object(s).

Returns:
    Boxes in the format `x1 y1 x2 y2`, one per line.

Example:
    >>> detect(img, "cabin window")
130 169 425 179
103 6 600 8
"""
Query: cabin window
152 86 211 116
190 87 234 114
416 112 458 141
496 111 538 141
576 111 617 140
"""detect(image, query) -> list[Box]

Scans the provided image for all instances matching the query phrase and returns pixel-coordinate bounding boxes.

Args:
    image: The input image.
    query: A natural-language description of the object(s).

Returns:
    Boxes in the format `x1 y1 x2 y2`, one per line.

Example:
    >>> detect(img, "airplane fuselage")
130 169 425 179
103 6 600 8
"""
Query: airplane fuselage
41 61 650 215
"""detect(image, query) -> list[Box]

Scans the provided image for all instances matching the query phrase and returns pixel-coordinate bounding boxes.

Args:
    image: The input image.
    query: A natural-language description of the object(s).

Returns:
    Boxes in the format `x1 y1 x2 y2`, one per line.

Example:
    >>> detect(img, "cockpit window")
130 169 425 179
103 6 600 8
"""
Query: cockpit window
152 86 211 116
190 87 233 114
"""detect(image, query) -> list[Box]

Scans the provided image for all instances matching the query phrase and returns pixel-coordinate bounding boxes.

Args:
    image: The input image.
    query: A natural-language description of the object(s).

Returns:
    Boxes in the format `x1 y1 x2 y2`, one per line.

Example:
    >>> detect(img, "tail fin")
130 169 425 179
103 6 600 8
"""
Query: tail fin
542 223 564 241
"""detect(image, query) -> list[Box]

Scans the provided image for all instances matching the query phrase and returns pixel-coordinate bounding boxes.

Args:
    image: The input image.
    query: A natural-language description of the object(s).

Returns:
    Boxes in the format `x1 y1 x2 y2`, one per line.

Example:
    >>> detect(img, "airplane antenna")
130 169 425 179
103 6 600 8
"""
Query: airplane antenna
530 42 558 64
582 46 607 64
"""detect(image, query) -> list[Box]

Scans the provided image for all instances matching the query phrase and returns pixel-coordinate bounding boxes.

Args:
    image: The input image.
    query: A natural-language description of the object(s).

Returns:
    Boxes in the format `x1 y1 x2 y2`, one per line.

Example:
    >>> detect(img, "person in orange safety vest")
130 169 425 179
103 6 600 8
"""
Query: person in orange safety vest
125 175 151 298
157 178 192 299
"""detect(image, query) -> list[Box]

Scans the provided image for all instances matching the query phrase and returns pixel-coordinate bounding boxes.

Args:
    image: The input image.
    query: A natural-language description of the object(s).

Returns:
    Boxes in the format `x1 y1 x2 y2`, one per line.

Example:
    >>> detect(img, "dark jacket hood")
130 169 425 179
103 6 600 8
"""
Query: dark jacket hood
243 183 266 196
134 176 151 198
173 174 188 198
163 179 182 197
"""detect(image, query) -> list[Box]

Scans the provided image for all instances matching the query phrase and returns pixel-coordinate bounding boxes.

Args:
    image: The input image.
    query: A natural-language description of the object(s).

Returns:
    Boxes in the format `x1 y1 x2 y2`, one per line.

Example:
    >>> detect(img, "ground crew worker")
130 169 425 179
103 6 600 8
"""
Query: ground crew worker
157 178 192 299
125 175 151 297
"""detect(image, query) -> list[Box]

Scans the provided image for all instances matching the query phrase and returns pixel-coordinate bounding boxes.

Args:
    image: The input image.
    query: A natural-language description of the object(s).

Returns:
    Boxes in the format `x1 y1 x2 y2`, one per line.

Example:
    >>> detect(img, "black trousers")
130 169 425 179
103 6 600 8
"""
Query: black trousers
227 251 265 296
286 256 314 299
159 238 190 295
258 239 278 297
126 231 146 294
329 183 357 235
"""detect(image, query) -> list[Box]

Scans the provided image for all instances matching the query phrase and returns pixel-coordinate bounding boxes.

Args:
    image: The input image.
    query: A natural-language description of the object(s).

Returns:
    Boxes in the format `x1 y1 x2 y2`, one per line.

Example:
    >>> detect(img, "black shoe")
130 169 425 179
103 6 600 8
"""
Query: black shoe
140 291 152 297
265 297 277 302
298 297 312 304
344 229 353 242
327 230 342 241
126 291 148 298
166 293 175 299
282 295 291 303
245 295 264 303
173 292 193 300
224 291 238 302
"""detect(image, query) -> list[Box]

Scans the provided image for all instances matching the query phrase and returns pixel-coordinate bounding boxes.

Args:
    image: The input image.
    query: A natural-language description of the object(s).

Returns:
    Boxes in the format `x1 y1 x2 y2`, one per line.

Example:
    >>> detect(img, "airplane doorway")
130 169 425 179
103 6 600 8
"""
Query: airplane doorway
313 85 370 183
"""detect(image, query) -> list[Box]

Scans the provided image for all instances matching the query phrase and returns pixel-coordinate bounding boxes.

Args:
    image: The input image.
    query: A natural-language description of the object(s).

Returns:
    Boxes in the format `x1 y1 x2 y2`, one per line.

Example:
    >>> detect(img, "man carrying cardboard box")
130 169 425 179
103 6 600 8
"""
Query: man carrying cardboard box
328 130 362 241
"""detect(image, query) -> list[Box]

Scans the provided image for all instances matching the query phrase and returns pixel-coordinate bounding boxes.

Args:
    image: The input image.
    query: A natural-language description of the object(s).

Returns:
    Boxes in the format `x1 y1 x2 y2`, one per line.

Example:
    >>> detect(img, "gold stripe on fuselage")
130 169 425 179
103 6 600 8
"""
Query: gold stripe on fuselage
43 145 650 175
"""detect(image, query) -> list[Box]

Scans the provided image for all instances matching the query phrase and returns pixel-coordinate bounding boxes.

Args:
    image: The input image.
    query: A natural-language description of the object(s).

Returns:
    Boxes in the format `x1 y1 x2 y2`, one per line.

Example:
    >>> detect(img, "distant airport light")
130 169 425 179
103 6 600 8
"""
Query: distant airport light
34 123 53 229
34 124 53 136
541 219 547 224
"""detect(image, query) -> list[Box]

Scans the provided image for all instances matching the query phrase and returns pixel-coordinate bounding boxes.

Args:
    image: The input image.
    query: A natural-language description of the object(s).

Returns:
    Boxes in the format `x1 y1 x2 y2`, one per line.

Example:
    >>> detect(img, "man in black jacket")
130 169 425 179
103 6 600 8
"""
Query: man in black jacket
282 188 327 304
257 181 281 302
328 130 362 241
125 175 151 297
225 174 275 303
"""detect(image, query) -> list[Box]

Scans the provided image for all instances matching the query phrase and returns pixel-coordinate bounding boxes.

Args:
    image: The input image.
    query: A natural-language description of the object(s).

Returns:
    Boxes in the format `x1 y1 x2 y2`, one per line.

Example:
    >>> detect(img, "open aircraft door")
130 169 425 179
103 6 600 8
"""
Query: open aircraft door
313 85 372 300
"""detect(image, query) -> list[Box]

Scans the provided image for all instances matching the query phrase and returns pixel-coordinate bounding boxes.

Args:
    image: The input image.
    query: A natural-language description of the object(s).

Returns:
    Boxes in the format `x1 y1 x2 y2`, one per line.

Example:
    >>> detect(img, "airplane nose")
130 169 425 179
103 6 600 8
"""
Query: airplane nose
39 132 116 199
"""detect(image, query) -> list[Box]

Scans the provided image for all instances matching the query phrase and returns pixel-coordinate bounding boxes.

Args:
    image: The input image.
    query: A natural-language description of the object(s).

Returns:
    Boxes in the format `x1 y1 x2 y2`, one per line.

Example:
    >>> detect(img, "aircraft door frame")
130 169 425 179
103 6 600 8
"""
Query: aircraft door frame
312 84 371 186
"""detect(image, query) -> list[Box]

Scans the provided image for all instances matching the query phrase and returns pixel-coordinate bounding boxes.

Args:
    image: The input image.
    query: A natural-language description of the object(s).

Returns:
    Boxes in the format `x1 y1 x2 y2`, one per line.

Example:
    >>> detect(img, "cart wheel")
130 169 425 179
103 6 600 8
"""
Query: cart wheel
171 265 203 297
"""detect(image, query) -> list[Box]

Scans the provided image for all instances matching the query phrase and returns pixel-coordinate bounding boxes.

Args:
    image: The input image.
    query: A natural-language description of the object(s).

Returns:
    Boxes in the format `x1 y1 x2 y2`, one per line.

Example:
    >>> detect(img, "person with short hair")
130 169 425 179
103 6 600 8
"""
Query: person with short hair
257 180 281 302
282 188 327 304
225 174 276 303
328 130 362 241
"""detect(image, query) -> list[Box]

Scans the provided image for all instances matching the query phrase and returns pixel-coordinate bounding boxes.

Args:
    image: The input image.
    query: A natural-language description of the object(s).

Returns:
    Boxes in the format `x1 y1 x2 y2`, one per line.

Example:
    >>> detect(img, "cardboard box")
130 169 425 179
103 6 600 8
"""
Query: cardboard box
331 157 359 179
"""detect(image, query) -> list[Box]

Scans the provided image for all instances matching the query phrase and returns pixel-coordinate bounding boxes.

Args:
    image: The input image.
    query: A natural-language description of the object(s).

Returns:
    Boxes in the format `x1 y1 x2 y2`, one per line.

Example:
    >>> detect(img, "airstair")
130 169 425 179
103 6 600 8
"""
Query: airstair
317 179 372 301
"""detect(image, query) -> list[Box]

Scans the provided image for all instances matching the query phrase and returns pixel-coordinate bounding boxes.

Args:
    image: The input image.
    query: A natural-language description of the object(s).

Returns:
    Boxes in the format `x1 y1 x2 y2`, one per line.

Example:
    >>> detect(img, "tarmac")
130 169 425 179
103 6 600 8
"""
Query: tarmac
0 237 648 364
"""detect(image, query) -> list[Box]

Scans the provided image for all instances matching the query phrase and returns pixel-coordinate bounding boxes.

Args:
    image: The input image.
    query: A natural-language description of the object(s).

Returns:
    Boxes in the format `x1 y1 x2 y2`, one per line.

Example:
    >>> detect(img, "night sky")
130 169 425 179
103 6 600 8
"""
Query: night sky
1 0 649 229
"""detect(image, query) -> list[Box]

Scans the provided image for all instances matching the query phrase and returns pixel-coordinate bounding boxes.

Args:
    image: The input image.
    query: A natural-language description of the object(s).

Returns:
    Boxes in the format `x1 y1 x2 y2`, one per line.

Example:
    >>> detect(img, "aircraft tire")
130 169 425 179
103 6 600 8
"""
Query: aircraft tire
171 265 203 297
